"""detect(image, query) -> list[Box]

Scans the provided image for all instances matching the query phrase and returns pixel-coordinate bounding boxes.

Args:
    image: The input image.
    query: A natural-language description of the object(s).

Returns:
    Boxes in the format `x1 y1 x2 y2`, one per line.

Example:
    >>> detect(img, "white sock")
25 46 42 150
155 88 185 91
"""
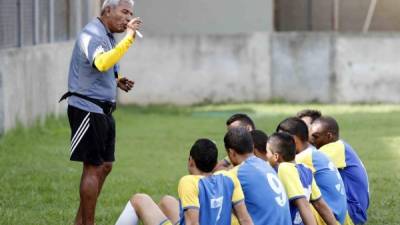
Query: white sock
115 201 139 225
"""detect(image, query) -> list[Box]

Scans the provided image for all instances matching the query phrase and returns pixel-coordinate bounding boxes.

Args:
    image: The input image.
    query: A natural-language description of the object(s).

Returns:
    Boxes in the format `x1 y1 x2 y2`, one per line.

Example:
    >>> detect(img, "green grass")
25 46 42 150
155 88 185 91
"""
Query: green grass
0 103 399 224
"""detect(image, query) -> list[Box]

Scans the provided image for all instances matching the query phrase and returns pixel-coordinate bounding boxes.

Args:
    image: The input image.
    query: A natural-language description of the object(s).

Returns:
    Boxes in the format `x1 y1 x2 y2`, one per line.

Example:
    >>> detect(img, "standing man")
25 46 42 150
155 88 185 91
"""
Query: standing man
62 1 142 225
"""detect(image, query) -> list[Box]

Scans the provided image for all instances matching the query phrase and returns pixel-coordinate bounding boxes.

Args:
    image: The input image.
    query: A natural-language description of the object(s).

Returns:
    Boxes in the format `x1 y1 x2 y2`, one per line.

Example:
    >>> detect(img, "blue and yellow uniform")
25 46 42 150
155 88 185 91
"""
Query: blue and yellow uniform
320 140 369 225
159 219 173 225
278 162 322 225
177 170 244 225
296 146 347 224
231 156 292 225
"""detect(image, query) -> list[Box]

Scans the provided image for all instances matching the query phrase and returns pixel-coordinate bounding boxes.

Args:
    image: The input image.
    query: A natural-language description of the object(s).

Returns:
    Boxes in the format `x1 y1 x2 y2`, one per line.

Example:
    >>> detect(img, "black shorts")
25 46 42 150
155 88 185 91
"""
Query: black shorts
68 105 115 165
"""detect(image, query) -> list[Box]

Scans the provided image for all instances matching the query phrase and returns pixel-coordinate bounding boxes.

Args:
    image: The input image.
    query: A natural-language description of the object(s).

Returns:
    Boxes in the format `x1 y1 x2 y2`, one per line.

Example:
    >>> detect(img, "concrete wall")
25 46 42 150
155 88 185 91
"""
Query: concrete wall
271 32 333 102
1 32 400 133
120 32 400 105
134 0 274 34
270 32 400 103
335 33 400 102
118 33 271 105
277 0 400 31
0 43 71 133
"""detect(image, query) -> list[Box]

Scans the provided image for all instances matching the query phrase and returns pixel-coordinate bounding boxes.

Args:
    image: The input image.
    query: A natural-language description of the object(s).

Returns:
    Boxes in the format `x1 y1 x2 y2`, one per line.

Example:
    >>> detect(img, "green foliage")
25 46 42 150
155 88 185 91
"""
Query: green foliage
0 104 399 224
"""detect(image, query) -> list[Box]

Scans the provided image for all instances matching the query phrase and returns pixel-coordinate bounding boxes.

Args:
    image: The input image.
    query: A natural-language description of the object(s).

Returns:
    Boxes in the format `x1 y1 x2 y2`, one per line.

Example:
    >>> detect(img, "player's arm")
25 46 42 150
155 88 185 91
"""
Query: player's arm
232 201 254 225
94 17 142 72
311 198 337 225
293 197 317 225
213 157 232 172
224 170 253 225
183 208 200 225
93 34 134 72
308 175 336 225
178 176 200 225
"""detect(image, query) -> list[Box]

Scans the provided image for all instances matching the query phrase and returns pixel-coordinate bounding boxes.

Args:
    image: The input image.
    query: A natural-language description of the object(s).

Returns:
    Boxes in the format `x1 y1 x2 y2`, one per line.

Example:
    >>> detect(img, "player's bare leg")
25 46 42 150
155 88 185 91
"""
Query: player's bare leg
74 170 85 225
74 162 112 225
159 195 180 224
116 193 169 225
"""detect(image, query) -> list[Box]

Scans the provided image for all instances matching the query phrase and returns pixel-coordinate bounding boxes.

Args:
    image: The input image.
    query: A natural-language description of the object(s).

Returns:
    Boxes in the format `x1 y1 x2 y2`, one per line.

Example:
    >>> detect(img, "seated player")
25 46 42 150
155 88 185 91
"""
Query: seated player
224 127 292 224
310 116 369 225
276 117 347 225
214 113 256 171
267 132 334 225
226 113 256 131
250 129 269 161
229 129 268 225
296 109 322 141
297 109 322 129
115 138 254 225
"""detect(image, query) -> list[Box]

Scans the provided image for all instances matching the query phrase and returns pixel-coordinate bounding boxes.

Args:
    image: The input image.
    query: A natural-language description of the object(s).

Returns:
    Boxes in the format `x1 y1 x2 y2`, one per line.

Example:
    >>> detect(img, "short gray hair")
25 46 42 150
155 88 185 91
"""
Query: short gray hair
101 0 134 11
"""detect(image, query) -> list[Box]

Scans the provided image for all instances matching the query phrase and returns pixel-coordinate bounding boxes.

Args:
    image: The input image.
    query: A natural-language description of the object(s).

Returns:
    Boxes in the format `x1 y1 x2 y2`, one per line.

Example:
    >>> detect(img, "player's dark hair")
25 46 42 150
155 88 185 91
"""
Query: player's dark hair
268 132 296 161
250 130 268 154
276 117 309 143
224 127 254 155
296 109 322 122
226 113 256 130
190 139 218 173
314 116 340 137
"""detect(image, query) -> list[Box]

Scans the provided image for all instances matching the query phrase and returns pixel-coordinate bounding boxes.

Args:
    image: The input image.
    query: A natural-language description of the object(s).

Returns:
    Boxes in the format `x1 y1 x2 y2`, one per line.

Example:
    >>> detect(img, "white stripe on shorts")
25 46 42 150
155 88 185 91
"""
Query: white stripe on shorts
70 120 90 156
71 112 90 145
70 112 90 155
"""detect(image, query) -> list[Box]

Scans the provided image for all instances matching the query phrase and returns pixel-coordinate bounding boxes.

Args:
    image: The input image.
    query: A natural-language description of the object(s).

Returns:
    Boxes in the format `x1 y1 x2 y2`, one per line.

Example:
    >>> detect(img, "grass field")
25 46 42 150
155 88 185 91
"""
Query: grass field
0 104 399 225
